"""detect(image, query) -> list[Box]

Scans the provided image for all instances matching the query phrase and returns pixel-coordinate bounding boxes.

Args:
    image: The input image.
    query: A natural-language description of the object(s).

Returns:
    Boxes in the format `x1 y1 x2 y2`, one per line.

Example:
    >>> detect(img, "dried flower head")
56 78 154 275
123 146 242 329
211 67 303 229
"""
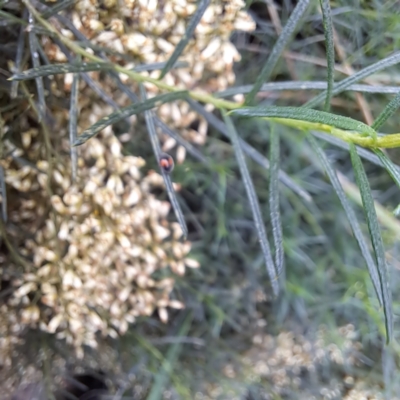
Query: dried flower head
1 117 196 357
41 0 255 158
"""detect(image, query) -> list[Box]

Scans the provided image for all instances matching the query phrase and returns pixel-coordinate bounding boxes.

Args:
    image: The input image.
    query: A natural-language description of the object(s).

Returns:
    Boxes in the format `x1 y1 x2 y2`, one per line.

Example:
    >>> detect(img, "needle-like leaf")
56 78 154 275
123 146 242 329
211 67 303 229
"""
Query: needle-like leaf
306 51 400 109
373 149 400 191
51 37 121 111
154 119 207 164
41 0 76 18
230 106 376 138
11 62 116 80
140 85 188 239
28 11 46 121
269 126 284 275
372 91 400 131
10 9 27 98
11 61 190 81
159 0 209 79
223 113 279 296
349 143 393 343
245 0 311 105
69 67 79 182
0 165 7 222
319 0 335 111
73 91 187 146
216 82 400 98
308 135 383 307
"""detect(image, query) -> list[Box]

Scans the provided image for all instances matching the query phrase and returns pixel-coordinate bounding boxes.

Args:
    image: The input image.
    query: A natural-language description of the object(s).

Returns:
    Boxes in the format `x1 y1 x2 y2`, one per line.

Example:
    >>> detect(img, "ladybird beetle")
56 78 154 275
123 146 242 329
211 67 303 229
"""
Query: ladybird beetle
159 153 174 173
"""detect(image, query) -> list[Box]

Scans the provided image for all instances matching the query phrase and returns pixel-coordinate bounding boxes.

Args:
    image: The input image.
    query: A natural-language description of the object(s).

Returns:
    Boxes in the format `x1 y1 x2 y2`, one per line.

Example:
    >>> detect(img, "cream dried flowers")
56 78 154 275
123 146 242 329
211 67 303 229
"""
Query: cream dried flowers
0 127 197 357
43 0 255 154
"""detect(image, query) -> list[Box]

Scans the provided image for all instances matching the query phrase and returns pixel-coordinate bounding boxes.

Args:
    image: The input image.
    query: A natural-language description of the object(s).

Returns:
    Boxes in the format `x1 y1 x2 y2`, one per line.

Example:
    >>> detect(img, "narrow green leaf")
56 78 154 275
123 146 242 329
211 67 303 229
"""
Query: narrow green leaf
10 9 27 98
104 68 207 164
50 36 121 111
140 85 188 239
69 68 79 182
35 39 52 67
223 114 279 296
372 91 400 131
349 143 393 343
307 135 383 307
11 61 189 81
216 82 400 98
230 106 376 137
312 138 400 226
0 10 28 26
161 169 189 240
28 12 46 122
313 130 400 193
319 0 335 111
373 149 400 191
154 119 208 164
73 91 187 146
306 51 400 109
0 165 7 222
133 60 189 73
159 0 209 79
11 62 116 81
188 99 313 203
245 0 311 105
42 0 76 19
48 7 135 61
269 126 284 275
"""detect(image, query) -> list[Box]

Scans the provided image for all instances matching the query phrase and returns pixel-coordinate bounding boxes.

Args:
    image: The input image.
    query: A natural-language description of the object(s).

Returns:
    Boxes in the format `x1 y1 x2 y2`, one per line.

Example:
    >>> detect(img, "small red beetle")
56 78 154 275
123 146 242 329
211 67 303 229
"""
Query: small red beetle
159 153 174 173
